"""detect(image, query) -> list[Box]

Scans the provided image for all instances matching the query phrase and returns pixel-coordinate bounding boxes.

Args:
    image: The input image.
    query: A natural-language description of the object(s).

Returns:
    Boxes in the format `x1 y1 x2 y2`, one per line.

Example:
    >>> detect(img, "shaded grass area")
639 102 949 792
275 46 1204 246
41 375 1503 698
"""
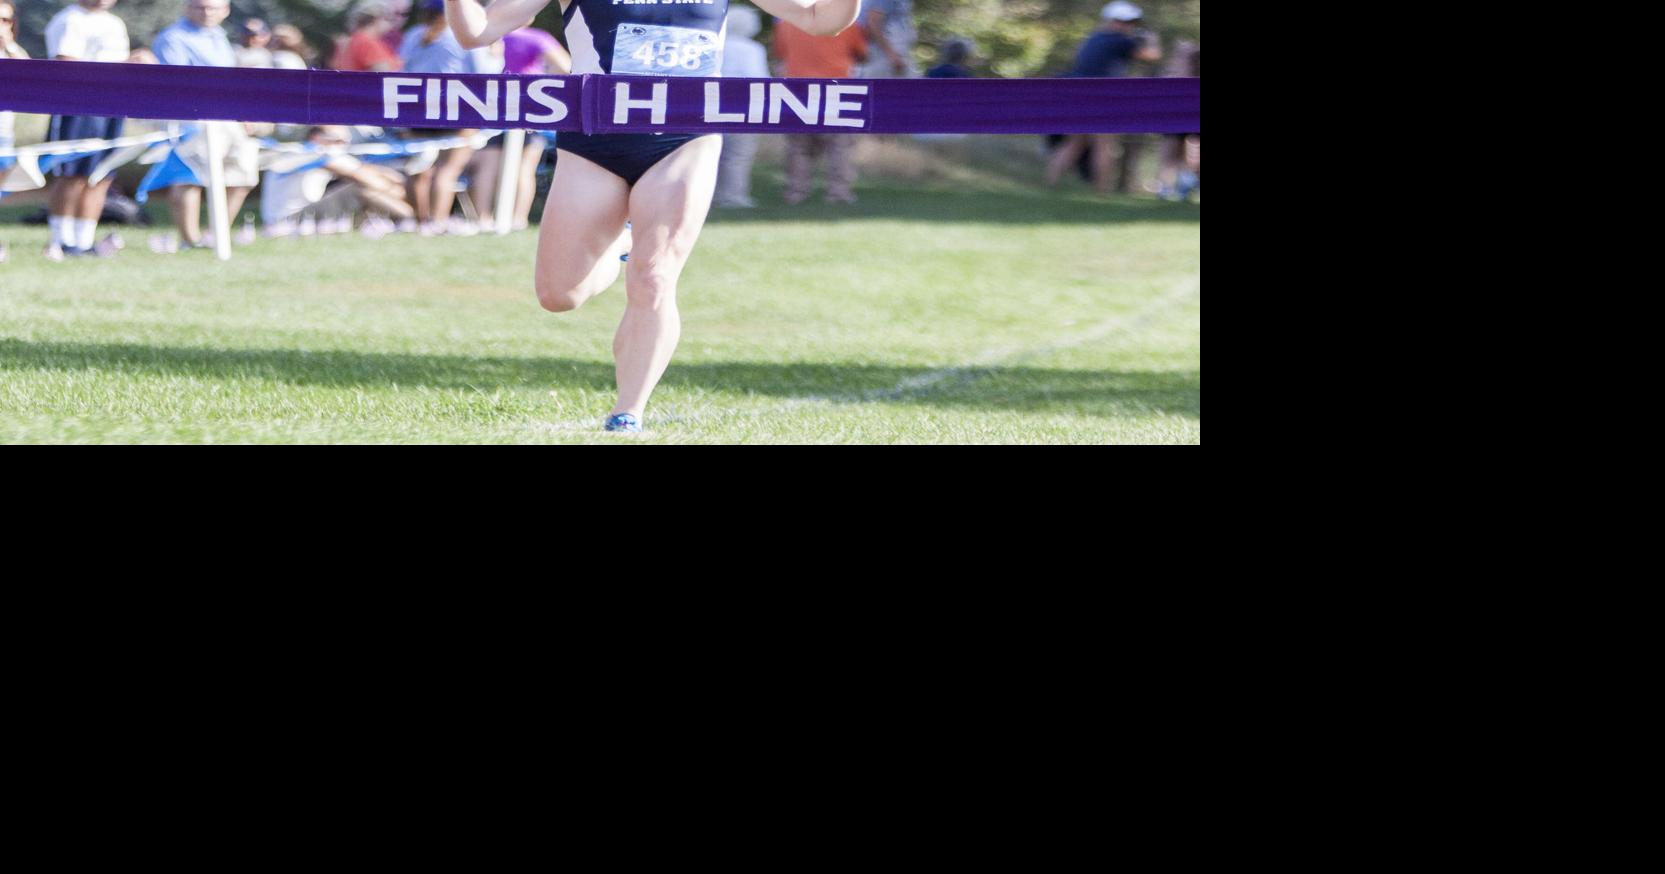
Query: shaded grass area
0 338 1200 418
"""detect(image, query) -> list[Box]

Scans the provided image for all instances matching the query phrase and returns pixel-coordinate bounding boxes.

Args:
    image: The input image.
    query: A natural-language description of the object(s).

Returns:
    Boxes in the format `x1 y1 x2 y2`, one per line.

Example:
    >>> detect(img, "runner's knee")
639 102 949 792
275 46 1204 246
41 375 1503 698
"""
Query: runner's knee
536 277 588 313
625 265 678 309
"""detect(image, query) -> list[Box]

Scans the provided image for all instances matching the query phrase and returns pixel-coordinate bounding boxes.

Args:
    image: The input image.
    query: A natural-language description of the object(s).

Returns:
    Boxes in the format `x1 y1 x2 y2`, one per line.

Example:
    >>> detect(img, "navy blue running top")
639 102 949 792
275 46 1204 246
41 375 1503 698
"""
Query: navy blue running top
563 0 730 77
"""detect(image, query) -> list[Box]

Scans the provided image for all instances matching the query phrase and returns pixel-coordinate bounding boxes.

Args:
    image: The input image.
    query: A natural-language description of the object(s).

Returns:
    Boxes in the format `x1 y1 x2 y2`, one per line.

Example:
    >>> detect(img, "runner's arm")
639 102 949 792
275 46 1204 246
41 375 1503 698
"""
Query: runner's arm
447 0 554 49
753 0 862 37
543 42 572 74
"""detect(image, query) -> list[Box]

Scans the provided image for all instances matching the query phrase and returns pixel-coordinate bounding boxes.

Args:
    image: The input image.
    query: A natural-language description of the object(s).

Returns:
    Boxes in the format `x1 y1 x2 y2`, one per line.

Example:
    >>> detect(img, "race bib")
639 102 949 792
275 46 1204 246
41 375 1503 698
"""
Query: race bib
612 24 721 77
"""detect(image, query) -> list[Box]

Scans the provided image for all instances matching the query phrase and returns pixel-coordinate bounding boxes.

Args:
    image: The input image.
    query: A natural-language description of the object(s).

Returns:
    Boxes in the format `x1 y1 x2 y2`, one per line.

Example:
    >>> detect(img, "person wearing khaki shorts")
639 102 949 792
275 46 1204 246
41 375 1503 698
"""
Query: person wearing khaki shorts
151 0 259 248
774 16 868 205
172 121 263 245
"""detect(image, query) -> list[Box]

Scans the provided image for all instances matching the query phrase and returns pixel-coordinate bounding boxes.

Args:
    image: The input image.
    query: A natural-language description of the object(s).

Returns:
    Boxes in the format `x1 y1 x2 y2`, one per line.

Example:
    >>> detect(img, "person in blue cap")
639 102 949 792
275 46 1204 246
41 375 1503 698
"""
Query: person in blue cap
1045 1 1162 195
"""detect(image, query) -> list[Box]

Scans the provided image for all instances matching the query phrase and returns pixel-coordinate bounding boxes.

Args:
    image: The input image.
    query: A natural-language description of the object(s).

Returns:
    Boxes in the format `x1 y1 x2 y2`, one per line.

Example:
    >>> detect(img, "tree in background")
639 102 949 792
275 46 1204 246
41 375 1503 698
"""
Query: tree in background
912 0 1199 77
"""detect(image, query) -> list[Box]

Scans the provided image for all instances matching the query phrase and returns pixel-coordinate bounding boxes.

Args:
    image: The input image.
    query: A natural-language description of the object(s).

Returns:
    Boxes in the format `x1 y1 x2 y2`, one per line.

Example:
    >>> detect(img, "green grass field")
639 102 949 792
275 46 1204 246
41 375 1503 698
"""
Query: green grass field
1 140 1200 444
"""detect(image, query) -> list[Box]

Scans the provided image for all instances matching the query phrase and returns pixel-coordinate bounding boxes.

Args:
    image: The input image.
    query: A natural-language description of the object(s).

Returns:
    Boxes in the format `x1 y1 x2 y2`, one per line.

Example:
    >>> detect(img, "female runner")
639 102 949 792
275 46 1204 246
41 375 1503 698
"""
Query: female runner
448 0 862 433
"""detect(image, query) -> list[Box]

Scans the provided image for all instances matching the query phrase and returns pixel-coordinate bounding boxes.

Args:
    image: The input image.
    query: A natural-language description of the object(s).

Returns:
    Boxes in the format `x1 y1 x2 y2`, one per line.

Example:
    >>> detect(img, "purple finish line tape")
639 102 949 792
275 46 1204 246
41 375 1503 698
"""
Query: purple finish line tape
0 60 1201 135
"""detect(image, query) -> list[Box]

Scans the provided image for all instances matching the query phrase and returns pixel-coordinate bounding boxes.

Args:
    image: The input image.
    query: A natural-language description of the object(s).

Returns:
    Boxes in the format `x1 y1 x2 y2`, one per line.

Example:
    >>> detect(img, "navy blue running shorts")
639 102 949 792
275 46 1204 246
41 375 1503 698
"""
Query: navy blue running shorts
556 133 712 186
46 115 127 178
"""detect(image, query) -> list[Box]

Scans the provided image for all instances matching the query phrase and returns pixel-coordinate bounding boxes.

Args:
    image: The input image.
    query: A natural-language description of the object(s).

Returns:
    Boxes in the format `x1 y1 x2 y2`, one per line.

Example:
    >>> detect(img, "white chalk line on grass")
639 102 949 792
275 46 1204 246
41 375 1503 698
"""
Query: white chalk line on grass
852 277 1201 405
643 276 1202 429
517 277 1200 434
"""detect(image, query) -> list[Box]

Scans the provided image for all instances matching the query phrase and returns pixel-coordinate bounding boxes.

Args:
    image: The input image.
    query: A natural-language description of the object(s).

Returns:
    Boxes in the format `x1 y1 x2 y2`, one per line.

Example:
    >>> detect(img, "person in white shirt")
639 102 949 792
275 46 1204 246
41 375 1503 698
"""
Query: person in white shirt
261 126 414 235
713 5 769 209
0 0 28 265
0 2 28 161
42 0 131 260
0 1 24 61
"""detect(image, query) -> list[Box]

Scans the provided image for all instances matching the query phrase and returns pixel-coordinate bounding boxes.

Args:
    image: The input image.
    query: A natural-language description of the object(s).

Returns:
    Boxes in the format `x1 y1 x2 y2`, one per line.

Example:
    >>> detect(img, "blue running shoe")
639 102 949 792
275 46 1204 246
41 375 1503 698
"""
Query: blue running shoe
603 413 642 433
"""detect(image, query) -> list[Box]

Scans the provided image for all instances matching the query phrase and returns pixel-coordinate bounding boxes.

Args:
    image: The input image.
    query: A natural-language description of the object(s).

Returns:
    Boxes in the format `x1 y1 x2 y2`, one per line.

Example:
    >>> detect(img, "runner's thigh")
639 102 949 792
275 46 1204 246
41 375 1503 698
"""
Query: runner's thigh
539 150 632 291
626 136 723 280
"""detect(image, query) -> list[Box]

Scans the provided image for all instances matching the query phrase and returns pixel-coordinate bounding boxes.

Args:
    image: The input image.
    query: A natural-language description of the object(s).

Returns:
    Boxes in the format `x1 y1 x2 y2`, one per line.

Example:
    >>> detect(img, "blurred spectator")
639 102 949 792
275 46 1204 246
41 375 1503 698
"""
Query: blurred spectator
1074 2 1159 78
1045 1 1160 195
261 126 413 236
915 37 975 143
775 16 867 205
153 0 260 250
926 37 974 79
42 0 131 261
501 20 568 76
1155 41 1200 201
714 5 767 209
470 19 571 228
400 0 494 234
152 0 234 66
0 0 22 59
270 24 313 69
0 0 25 264
1 1 26 158
859 0 916 78
332 2 400 72
235 18 273 67
379 0 412 54
400 0 495 74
